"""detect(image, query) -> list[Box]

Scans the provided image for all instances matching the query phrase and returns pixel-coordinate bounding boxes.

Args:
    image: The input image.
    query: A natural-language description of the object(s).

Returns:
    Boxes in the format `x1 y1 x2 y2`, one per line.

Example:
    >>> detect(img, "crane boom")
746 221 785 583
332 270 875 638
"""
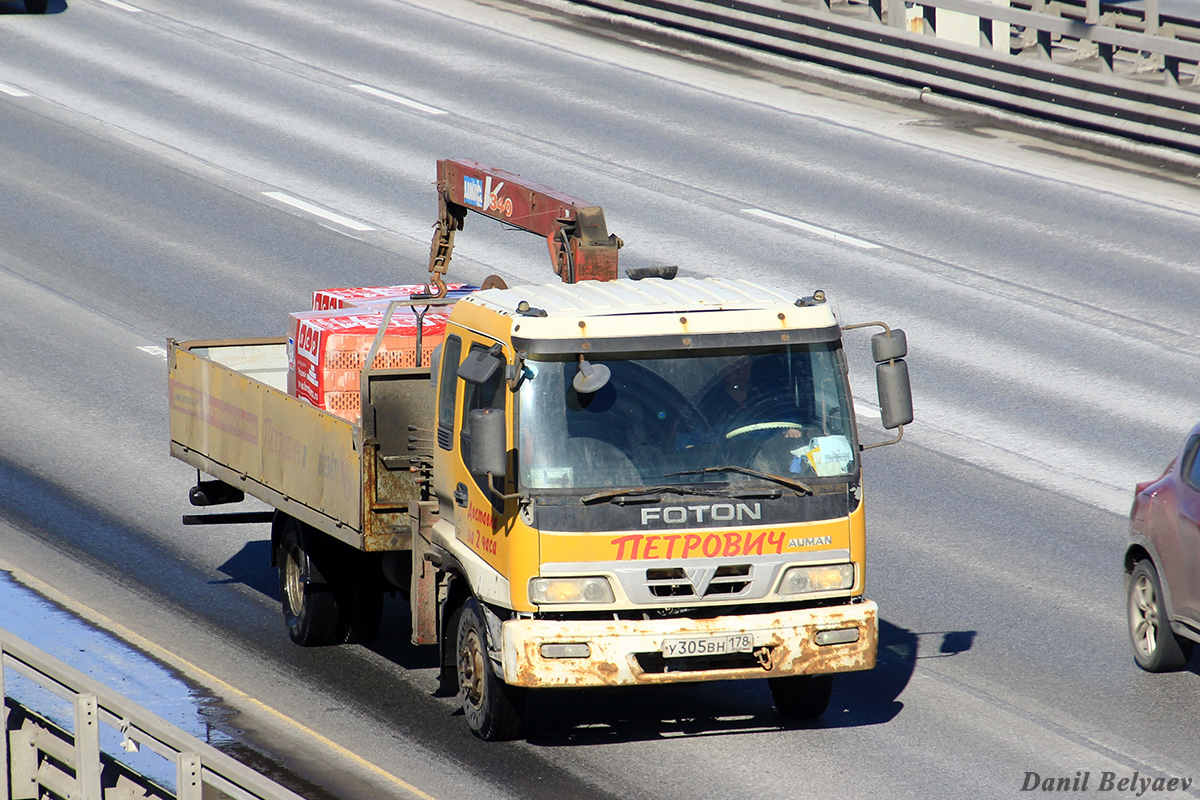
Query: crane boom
427 159 622 296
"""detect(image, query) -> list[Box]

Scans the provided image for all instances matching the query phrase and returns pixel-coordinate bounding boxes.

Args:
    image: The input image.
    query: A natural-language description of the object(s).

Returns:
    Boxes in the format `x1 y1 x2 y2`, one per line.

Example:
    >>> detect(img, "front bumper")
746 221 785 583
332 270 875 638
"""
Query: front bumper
501 600 877 688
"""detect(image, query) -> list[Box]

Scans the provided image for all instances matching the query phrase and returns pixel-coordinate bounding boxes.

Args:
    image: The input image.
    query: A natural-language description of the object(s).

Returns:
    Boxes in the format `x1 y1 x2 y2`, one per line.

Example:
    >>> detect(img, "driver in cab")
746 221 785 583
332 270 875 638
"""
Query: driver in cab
718 360 804 441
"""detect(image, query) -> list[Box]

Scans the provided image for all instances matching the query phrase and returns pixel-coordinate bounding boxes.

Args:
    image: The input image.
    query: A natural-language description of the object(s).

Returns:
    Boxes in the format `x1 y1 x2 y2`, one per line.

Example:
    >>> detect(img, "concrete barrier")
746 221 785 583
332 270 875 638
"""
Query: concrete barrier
561 0 1200 152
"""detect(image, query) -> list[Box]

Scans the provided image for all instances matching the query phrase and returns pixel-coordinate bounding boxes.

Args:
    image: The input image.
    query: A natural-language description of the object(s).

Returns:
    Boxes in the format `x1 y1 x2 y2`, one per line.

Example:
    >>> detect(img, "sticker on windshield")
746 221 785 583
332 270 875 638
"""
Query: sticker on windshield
791 435 854 476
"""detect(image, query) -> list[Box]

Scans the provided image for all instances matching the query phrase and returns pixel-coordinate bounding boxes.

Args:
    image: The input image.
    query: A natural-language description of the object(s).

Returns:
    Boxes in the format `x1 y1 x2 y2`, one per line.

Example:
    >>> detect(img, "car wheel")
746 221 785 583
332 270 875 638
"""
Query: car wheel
1128 560 1193 672
278 520 344 646
456 597 524 740
768 673 834 719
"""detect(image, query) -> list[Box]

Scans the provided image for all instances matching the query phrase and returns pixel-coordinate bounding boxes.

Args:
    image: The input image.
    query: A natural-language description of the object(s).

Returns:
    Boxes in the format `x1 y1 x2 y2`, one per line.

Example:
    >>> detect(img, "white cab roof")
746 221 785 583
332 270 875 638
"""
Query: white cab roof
461 277 838 347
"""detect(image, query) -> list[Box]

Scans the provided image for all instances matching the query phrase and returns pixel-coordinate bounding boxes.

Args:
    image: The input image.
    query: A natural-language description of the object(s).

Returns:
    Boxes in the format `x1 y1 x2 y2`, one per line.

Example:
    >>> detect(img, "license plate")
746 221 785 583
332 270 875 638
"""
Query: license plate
661 634 754 659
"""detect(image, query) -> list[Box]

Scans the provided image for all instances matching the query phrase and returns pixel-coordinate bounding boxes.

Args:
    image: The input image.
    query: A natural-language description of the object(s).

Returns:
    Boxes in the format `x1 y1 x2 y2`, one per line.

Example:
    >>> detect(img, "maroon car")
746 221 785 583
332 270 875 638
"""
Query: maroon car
1126 421 1200 671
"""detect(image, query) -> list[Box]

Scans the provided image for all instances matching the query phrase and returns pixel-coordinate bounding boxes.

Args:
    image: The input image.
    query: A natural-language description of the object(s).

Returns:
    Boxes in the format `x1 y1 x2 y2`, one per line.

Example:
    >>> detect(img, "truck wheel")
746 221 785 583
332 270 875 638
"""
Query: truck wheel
1128 560 1193 672
769 674 834 719
456 598 524 740
278 521 343 646
24 0 49 12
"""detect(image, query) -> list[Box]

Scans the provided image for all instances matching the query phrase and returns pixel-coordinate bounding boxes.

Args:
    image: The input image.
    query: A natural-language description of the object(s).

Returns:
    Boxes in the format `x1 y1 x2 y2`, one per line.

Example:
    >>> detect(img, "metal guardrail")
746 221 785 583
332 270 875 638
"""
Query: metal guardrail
564 0 1200 152
1 626 304 800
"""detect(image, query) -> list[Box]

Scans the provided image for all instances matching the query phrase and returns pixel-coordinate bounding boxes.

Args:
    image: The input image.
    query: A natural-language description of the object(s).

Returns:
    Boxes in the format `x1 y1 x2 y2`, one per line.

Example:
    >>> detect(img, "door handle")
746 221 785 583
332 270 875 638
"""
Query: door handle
454 482 469 508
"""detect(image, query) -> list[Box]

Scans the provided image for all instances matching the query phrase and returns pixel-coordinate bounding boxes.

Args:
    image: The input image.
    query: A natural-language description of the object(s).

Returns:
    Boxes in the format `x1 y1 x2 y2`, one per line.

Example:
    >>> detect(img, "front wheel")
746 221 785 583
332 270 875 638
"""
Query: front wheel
769 674 834 719
1128 560 1193 672
456 598 524 741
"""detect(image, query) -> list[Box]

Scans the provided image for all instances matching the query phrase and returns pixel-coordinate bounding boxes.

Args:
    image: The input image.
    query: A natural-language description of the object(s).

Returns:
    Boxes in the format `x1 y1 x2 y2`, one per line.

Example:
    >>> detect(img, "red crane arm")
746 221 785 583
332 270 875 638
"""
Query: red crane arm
427 159 622 296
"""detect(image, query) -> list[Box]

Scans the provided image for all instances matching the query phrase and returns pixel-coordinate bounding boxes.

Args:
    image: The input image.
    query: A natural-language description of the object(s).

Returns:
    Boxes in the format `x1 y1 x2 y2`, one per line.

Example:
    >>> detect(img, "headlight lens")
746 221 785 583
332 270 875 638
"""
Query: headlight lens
530 576 615 604
778 563 854 595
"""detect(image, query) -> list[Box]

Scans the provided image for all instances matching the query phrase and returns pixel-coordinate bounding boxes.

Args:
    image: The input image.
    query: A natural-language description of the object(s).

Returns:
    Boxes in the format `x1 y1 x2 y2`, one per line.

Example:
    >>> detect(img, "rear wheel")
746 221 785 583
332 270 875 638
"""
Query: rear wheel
769 674 834 719
456 598 524 740
276 516 384 646
278 520 343 646
1128 560 1193 672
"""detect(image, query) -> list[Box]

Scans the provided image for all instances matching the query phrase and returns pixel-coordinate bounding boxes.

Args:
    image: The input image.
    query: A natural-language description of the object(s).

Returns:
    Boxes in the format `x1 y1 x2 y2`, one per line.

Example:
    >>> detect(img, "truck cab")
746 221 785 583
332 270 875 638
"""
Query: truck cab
428 276 893 738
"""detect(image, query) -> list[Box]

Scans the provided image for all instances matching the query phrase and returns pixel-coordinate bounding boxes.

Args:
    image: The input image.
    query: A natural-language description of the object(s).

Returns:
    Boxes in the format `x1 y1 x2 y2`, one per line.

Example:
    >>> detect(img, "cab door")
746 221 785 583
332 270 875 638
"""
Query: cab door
449 335 512 582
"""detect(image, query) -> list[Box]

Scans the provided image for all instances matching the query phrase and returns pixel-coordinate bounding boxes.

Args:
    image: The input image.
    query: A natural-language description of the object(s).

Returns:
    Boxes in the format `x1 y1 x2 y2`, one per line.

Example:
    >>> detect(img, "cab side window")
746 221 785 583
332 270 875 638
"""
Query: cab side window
436 335 462 451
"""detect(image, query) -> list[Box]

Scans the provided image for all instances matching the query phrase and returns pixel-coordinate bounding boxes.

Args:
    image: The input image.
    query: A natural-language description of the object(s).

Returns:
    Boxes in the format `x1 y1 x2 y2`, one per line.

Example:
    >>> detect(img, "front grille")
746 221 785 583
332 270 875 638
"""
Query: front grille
645 564 753 599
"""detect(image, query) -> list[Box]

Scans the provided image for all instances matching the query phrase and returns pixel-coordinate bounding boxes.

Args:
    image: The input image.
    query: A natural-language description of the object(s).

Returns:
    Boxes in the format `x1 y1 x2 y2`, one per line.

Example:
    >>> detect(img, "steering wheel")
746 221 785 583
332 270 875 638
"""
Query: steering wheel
725 421 801 439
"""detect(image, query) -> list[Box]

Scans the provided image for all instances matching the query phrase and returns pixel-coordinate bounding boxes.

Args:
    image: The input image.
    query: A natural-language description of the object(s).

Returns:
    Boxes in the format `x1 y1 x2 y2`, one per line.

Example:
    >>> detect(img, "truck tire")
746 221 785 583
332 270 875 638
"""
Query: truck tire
24 0 49 12
278 520 344 646
769 674 834 719
456 598 524 740
1128 560 1193 672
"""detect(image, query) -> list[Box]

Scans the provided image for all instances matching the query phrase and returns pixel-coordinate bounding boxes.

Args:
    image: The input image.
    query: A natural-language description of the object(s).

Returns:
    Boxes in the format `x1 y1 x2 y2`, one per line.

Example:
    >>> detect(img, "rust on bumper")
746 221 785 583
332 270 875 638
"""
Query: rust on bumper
502 601 877 689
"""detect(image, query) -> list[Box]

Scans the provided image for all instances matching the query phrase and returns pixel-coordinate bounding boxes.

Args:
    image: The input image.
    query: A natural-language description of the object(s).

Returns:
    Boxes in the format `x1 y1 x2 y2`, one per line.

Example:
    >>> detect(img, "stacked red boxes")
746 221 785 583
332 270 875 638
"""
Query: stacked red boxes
288 308 452 422
289 284 477 422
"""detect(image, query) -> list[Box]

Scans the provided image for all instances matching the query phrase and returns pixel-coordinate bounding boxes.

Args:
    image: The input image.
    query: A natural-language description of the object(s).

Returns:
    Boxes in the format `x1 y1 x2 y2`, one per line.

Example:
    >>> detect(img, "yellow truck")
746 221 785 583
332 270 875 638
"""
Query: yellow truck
168 160 913 740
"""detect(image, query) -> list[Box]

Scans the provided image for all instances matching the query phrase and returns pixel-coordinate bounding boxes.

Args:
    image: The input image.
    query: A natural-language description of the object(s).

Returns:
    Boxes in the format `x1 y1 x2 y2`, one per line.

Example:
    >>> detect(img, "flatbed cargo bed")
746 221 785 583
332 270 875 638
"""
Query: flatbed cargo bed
167 337 433 552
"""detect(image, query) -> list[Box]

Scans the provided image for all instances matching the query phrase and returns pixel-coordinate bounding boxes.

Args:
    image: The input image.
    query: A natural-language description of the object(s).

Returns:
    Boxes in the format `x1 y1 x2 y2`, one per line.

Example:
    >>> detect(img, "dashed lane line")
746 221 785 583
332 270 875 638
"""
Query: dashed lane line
93 0 143 11
743 208 880 249
262 192 374 232
350 84 447 115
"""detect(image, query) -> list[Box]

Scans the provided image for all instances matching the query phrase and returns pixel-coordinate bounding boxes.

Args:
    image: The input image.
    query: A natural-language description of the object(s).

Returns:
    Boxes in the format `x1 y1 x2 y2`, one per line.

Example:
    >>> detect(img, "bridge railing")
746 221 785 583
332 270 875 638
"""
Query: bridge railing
1 625 304 800
566 0 1200 151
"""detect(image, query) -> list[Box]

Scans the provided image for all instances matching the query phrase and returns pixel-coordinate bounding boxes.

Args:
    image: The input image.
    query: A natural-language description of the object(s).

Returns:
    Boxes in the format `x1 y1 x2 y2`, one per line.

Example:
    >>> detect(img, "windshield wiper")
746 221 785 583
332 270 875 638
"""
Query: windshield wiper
581 485 767 505
664 466 813 495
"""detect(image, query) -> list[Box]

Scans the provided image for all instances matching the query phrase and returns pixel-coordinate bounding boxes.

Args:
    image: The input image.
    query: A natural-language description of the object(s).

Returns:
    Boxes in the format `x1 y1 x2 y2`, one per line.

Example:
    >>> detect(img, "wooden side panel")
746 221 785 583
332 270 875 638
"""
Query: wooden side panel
168 340 362 534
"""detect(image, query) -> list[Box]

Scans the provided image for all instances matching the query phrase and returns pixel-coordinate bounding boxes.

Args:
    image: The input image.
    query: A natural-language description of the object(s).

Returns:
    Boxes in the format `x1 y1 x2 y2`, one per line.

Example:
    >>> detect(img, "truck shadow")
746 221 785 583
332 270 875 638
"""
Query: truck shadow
214 540 441 670
214 540 278 599
523 619 956 746
210 544 978 739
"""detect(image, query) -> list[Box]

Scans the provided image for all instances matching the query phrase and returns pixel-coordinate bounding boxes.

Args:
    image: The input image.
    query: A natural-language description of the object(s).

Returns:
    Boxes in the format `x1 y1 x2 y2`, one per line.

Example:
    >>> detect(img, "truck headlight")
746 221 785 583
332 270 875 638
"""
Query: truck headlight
778 563 854 595
530 576 615 604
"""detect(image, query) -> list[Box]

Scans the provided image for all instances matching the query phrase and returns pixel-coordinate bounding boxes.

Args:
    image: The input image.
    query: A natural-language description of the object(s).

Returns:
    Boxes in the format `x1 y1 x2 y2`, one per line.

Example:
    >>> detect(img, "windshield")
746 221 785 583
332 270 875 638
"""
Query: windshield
518 344 857 491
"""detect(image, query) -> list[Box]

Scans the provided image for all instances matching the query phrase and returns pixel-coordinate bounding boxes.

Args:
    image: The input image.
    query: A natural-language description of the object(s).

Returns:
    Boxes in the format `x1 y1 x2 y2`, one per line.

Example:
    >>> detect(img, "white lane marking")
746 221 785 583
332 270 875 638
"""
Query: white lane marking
0 83 31 98
94 0 143 10
855 404 882 420
350 84 446 115
743 208 880 249
138 345 167 360
261 192 375 232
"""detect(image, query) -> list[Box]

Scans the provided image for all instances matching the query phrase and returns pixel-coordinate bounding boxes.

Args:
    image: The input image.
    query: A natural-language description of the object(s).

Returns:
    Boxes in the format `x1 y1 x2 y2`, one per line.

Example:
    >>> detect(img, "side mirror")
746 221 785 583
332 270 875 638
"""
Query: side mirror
845 322 914 449
871 328 912 430
870 328 907 362
459 343 504 385
877 361 913 430
467 408 507 478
